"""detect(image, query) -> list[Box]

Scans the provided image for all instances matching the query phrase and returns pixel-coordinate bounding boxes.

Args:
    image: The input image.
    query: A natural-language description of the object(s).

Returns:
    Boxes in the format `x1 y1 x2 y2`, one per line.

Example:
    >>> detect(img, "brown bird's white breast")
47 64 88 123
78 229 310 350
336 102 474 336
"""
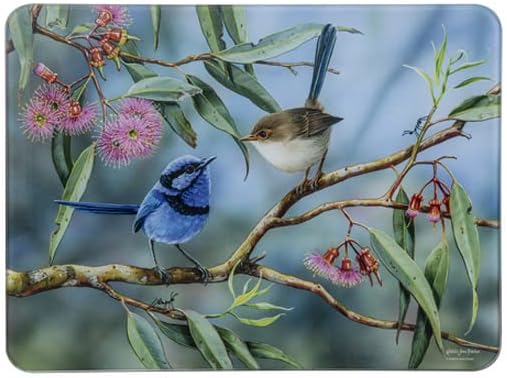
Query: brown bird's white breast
251 130 330 173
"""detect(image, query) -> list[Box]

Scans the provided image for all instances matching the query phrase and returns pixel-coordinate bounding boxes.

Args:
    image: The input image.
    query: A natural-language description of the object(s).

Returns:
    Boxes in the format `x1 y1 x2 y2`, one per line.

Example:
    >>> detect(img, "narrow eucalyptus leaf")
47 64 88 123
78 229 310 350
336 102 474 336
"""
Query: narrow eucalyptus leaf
183 309 232 369
204 60 281 113
247 341 303 369
150 5 161 50
124 76 202 102
408 241 450 368
196 5 226 53
450 60 485 75
161 103 197 148
45 5 70 30
232 313 285 327
49 144 95 264
393 188 415 343
126 311 171 369
369 228 443 351
434 26 447 83
453 76 491 89
51 133 73 187
8 6 34 96
448 94 500 122
450 181 481 333
216 327 260 369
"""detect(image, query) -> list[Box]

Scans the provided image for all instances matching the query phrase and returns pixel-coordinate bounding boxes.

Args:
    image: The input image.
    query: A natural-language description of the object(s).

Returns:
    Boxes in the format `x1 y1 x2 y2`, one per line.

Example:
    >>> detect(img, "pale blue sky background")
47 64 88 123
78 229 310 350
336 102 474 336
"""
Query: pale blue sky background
7 4 500 370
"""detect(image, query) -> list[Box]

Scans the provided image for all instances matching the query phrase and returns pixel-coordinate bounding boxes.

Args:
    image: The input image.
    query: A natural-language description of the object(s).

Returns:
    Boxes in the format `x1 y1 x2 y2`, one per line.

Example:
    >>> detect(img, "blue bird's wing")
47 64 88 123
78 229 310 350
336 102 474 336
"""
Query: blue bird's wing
133 191 163 233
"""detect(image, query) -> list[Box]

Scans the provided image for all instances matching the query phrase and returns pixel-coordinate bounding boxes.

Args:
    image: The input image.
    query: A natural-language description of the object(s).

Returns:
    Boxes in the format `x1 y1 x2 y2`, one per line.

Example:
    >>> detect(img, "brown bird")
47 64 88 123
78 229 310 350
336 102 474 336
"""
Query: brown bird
240 24 343 192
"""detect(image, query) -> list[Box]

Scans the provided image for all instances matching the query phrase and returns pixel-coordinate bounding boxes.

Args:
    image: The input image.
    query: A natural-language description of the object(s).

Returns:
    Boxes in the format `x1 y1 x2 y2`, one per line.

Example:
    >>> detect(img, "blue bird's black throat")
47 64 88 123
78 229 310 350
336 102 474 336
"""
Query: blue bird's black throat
165 194 209 216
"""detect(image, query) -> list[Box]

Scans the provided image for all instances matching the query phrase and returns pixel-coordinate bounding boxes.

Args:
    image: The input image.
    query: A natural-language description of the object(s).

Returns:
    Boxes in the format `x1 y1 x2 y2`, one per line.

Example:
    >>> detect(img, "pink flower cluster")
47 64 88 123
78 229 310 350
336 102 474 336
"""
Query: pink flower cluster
97 98 162 167
21 83 97 142
303 245 382 288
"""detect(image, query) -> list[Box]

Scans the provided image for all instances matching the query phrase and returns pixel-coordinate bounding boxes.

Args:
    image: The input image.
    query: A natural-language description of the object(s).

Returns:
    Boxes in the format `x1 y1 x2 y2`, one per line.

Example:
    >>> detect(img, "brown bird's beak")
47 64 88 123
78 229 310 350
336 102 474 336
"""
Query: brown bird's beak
240 134 257 142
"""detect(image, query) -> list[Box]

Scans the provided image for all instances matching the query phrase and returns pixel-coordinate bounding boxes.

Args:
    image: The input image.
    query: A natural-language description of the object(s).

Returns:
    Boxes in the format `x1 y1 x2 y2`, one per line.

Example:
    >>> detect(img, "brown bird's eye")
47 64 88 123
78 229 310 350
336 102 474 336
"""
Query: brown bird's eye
185 166 196 174
257 130 268 139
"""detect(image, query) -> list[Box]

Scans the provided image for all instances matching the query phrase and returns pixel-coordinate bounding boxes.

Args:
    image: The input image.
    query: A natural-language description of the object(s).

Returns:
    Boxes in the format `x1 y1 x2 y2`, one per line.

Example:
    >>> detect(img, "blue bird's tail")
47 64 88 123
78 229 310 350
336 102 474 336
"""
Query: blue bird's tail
55 200 140 215
306 24 337 108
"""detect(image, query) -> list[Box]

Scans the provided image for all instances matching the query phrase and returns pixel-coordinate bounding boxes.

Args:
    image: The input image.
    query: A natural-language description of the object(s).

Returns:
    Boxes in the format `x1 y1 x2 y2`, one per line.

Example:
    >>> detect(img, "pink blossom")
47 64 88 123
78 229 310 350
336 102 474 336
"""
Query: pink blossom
303 251 336 279
95 5 131 27
61 102 97 135
34 85 70 121
20 98 59 142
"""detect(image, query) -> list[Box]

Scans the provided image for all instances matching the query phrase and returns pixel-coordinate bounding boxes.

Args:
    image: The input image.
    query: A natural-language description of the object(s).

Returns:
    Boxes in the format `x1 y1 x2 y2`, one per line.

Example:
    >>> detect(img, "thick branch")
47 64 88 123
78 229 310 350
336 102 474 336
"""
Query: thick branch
6 263 498 353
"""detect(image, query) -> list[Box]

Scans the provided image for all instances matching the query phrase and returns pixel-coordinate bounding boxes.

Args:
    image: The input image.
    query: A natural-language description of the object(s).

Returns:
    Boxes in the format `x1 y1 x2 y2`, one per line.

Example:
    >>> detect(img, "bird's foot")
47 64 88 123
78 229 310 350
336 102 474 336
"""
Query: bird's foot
153 266 171 285
197 265 211 286
307 171 323 191
295 179 310 196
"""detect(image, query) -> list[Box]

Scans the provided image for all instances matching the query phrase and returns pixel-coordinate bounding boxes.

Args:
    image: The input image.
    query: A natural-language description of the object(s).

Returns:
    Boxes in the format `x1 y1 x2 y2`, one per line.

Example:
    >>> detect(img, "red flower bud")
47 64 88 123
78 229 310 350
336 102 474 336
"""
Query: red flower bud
322 247 339 265
106 28 128 45
95 9 113 27
356 248 382 286
340 257 352 271
100 38 119 58
427 199 441 223
89 47 105 68
442 195 450 214
406 193 423 218
69 101 82 118
33 63 58 84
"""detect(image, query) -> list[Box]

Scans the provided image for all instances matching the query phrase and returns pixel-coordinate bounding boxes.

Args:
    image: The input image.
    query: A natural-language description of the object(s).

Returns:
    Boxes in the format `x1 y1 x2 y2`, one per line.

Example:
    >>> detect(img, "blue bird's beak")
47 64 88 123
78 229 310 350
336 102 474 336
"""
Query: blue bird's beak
199 156 216 169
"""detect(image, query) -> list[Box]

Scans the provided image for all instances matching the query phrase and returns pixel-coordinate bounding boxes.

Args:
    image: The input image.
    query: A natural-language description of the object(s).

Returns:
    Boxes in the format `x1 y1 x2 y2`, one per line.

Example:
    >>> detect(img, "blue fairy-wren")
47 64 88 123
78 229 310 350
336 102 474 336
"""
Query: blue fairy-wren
241 24 342 191
56 155 216 283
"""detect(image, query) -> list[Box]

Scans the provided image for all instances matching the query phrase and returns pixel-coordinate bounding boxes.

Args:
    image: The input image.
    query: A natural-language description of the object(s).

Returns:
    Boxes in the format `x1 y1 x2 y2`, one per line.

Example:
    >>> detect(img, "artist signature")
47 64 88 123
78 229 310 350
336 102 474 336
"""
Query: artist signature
445 348 480 361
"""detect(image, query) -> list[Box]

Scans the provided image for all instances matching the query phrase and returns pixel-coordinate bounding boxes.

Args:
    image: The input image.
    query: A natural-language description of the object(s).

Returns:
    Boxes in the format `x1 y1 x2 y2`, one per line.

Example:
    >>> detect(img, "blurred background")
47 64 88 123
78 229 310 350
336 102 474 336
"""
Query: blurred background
6 4 500 370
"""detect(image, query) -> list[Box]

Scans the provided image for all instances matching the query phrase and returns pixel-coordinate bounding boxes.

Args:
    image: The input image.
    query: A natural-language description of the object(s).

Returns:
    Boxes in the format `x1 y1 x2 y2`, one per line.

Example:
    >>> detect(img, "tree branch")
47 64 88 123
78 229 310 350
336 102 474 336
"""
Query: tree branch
6 262 498 353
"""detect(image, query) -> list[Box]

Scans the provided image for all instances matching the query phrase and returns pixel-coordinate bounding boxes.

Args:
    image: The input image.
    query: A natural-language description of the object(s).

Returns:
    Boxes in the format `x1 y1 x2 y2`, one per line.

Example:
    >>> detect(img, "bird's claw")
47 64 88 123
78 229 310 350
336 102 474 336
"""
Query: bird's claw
197 266 211 286
307 172 323 191
154 266 171 285
295 179 310 196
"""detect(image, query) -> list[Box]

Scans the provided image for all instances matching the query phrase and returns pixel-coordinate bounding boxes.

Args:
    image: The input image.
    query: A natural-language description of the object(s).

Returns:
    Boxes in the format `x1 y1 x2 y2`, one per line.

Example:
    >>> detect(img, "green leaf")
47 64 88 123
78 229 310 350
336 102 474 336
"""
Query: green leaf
150 5 161 51
153 319 297 369
124 76 202 102
231 313 285 327
228 260 240 298
204 60 281 113
152 318 195 348
161 103 197 148
196 5 226 53
403 64 435 102
246 341 303 369
409 240 450 368
45 5 70 30
450 60 485 75
450 180 481 334
393 188 415 343
369 228 443 351
120 40 142 61
183 309 232 369
221 5 247 45
231 274 263 308
49 144 95 264
216 327 260 369
215 23 351 64
245 302 293 311
185 74 249 178
123 62 157 82
51 133 73 187
8 6 34 97
434 26 447 83
449 49 467 65
453 76 491 89
336 25 363 34
126 311 171 369
448 94 500 121
67 22 96 37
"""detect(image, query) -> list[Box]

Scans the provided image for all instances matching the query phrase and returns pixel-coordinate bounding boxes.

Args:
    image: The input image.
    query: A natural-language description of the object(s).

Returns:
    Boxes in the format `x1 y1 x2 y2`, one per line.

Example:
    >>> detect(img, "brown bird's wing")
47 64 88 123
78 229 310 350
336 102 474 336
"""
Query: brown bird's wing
286 108 343 138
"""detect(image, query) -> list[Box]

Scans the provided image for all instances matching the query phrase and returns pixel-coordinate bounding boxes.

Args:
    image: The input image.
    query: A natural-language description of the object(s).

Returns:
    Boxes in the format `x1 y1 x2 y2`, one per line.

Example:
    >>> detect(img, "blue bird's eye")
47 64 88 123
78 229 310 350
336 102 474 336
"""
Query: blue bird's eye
185 165 196 174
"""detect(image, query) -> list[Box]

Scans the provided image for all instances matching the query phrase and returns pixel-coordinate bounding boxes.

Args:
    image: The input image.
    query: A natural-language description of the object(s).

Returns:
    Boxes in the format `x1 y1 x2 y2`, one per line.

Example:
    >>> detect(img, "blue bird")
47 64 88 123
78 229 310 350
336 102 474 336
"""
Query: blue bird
56 155 216 283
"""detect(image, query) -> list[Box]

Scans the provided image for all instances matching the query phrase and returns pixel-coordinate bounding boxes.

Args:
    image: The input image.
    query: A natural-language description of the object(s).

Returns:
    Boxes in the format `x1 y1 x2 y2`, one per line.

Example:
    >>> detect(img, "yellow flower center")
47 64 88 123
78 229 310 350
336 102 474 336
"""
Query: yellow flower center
128 129 138 139
35 114 47 127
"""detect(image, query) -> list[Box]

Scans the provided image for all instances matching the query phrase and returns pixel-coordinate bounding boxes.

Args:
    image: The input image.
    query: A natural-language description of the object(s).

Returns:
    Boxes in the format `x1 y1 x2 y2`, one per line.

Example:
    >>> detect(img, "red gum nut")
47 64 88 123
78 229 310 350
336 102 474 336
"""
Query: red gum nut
95 10 113 27
89 47 105 68
106 28 128 45
322 247 339 265
69 101 82 118
357 248 382 286
33 63 58 84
